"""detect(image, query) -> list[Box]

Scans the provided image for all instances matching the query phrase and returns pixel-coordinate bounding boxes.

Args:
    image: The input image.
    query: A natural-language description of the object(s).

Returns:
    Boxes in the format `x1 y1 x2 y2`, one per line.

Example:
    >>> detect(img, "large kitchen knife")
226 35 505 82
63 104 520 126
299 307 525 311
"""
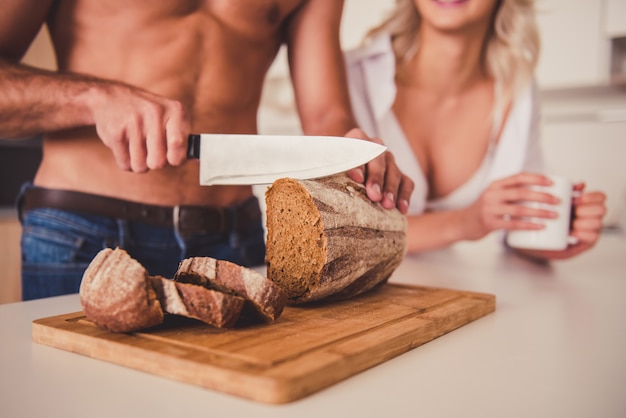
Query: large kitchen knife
187 134 386 185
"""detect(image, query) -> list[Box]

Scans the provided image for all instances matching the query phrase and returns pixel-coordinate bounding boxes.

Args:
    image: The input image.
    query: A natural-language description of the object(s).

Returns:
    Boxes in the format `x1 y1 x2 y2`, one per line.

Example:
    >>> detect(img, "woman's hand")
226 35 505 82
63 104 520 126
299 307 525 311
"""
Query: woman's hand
462 172 557 241
514 183 607 260
464 172 607 260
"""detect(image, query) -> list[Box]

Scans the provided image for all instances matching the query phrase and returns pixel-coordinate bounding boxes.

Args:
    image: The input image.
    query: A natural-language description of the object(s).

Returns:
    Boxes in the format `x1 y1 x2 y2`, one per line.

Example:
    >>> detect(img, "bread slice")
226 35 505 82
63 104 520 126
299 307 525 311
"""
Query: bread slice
79 248 245 332
79 247 164 333
175 257 287 322
265 175 407 304
150 276 244 328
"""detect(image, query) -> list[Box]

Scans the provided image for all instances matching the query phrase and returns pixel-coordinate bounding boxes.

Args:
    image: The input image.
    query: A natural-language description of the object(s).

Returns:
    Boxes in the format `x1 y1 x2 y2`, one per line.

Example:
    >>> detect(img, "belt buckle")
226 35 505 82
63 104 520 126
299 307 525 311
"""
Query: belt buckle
173 205 184 238
173 205 228 238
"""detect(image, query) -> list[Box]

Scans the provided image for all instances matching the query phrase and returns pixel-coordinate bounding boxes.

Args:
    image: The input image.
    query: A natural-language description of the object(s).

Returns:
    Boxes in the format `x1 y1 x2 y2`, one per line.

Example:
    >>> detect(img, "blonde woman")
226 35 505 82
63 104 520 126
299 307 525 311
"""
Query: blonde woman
345 0 606 260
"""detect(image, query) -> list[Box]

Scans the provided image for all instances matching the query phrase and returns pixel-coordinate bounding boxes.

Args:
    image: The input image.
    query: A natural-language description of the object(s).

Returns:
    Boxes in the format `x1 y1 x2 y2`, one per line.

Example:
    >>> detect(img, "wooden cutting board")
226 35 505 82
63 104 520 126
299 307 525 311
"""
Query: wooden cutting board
32 283 495 404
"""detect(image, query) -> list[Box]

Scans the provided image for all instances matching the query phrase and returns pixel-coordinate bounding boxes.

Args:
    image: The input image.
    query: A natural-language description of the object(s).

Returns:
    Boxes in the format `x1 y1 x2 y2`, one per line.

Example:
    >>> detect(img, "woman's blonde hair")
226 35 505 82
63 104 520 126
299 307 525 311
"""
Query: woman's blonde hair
368 0 540 105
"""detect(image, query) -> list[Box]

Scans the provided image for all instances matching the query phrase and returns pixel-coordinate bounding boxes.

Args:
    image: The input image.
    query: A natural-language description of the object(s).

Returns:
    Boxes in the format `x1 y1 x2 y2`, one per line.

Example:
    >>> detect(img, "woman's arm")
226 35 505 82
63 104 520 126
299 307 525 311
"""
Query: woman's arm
406 209 475 253
406 172 558 254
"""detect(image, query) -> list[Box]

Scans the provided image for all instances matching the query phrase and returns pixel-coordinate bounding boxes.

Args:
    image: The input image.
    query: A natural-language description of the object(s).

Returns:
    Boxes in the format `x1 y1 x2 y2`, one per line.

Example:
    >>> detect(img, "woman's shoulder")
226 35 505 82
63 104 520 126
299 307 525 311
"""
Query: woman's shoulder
344 32 394 68
508 78 539 123
344 32 398 135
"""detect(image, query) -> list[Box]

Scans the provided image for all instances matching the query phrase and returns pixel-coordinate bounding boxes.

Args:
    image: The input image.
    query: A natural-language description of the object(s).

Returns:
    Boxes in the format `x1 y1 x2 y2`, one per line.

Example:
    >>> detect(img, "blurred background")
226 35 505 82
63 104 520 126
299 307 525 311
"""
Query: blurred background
258 0 626 232
1 0 625 303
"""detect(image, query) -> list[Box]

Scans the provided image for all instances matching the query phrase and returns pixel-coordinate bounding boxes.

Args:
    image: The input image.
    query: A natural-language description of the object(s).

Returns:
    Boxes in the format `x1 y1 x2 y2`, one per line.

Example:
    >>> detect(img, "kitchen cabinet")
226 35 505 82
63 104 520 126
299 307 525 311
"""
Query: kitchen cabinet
605 0 626 37
606 0 626 84
540 87 626 230
542 120 626 229
535 0 610 88
0 211 21 304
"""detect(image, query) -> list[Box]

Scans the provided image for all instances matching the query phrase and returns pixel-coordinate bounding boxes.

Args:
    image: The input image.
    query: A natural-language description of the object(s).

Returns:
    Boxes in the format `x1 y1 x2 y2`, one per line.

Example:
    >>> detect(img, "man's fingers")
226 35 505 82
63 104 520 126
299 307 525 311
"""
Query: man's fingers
380 152 402 210
396 175 414 214
108 131 131 171
145 106 167 170
146 127 167 170
364 152 386 203
342 128 385 202
344 127 372 142
346 166 365 184
165 100 189 166
337 129 415 213
94 87 190 172
124 115 148 173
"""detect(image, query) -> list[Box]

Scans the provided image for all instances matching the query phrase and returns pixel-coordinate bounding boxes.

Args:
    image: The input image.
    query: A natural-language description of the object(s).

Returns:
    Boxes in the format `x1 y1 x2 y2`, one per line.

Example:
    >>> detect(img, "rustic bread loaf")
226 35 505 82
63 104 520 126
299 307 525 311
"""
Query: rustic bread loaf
265 175 407 304
79 247 163 333
175 257 287 322
79 248 245 332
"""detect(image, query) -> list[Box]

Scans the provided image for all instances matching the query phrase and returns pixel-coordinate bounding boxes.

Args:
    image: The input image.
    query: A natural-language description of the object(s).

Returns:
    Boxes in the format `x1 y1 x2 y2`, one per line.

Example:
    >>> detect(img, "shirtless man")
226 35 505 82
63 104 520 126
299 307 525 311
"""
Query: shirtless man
0 0 414 300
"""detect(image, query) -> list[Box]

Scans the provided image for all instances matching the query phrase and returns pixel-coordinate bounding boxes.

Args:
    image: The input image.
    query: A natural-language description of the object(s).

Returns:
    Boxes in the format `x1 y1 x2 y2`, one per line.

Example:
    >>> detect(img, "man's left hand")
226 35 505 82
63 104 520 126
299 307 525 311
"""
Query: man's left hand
344 128 414 214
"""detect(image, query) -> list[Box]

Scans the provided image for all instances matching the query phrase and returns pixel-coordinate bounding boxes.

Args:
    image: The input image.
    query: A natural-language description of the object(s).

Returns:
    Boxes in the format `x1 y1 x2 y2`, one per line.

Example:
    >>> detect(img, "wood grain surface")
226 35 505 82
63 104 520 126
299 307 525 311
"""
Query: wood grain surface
32 283 495 404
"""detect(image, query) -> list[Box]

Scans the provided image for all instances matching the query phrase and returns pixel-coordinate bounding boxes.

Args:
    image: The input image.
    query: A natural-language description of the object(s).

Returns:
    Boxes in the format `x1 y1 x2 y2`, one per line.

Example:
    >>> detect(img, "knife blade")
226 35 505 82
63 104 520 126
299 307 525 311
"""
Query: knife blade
187 134 386 185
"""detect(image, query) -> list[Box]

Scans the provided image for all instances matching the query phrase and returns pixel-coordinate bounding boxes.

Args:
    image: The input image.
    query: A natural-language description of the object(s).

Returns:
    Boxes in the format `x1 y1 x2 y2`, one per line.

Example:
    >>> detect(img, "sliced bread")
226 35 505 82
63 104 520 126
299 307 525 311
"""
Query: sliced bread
174 257 287 322
79 248 245 332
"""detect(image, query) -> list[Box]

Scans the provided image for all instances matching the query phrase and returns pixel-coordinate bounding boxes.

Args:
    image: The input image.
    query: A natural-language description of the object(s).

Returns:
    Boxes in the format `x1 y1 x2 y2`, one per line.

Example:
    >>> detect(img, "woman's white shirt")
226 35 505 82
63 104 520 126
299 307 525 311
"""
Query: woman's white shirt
344 33 545 215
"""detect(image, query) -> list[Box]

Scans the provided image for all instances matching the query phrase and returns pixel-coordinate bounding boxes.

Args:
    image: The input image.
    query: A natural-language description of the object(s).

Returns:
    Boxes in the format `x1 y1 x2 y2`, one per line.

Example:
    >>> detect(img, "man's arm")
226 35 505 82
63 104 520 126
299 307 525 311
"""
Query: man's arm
0 61 189 171
284 0 413 213
0 0 53 62
0 0 90 138
0 59 93 139
0 0 188 172
0 0 69 138
284 0 354 136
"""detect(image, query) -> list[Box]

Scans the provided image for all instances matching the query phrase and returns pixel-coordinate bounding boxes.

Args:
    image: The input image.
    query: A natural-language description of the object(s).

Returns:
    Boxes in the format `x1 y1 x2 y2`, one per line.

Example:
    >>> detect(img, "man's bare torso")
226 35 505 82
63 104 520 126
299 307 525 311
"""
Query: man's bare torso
37 0 303 206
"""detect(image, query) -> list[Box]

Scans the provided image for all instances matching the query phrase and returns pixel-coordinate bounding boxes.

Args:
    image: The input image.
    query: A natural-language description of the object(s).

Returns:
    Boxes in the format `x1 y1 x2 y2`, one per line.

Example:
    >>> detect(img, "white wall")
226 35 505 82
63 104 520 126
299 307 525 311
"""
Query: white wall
340 0 394 49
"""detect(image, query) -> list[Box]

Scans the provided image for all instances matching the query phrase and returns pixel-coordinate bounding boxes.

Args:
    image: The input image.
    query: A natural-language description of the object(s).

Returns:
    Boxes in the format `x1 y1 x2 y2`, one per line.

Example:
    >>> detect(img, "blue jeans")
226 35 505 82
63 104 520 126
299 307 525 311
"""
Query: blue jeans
17 186 266 301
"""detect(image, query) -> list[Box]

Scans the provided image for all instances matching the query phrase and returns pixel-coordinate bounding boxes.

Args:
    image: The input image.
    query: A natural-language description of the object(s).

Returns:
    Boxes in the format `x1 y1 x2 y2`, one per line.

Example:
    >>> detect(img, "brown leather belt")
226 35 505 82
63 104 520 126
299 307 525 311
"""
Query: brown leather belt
19 187 262 237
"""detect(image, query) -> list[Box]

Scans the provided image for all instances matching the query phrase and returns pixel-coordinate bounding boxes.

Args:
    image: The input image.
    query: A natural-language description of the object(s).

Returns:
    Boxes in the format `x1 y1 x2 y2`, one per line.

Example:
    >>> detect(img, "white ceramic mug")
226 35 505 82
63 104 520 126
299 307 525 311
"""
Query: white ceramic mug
506 175 575 251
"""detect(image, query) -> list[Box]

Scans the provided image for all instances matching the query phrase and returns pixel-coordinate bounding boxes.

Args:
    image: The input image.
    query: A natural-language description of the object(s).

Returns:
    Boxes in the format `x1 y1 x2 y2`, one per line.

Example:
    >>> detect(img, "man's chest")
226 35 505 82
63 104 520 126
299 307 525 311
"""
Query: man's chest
206 0 305 35
53 0 305 36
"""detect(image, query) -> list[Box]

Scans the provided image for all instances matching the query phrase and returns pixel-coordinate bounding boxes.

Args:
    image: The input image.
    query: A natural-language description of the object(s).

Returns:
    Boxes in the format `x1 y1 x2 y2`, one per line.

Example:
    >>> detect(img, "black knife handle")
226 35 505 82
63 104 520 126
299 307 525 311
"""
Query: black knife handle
187 134 201 159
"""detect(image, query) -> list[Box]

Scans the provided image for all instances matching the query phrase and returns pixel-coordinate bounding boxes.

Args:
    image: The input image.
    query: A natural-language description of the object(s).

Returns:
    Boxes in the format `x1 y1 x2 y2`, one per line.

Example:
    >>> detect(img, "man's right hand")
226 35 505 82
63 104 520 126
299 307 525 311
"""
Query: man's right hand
89 83 191 173
0 60 192 173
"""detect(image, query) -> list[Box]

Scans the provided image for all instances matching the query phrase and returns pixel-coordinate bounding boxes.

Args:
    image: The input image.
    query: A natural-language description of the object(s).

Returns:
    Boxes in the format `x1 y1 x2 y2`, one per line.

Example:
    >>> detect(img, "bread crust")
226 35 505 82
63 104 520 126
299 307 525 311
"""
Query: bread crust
79 248 164 333
175 258 287 322
265 175 407 304
151 275 244 328
80 248 248 332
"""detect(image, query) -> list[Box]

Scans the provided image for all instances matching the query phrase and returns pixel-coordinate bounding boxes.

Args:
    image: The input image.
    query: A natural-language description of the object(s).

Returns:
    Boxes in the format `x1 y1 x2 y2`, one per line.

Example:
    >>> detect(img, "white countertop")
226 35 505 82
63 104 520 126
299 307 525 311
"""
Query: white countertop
2 232 625 418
